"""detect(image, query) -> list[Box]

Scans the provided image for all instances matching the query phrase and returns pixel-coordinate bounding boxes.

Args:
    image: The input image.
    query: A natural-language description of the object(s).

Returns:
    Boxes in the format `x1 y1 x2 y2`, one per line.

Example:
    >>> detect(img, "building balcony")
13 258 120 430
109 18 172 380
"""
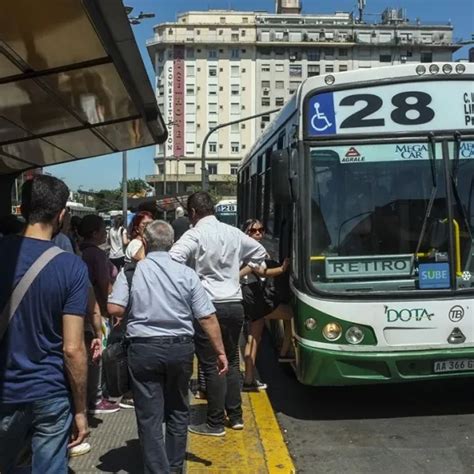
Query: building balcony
146 173 237 184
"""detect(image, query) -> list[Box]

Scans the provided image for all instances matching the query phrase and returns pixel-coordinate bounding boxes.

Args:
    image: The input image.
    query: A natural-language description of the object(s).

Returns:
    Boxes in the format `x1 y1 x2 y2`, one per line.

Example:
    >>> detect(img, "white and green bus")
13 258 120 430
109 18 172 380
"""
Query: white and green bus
238 62 474 386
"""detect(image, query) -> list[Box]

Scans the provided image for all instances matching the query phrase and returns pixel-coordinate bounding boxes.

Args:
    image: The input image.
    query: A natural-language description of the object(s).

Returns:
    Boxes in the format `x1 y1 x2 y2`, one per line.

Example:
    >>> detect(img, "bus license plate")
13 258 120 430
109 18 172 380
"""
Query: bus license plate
434 359 474 373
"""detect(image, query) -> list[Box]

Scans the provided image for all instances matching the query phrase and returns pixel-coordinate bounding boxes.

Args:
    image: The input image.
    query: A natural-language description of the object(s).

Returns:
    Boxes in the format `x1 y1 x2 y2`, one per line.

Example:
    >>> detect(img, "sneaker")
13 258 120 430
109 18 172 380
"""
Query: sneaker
89 399 120 414
242 380 267 392
119 398 135 409
188 423 226 437
69 442 91 457
230 419 244 430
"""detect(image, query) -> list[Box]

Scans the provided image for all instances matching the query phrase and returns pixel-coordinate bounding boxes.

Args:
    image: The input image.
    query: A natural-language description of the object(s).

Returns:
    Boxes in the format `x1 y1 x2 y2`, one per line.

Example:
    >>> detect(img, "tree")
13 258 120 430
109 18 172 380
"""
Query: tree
120 179 152 197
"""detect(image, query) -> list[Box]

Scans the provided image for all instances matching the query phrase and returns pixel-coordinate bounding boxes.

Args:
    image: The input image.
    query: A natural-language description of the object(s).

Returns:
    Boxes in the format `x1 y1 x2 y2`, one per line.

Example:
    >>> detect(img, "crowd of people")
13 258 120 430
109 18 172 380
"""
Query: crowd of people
0 175 293 474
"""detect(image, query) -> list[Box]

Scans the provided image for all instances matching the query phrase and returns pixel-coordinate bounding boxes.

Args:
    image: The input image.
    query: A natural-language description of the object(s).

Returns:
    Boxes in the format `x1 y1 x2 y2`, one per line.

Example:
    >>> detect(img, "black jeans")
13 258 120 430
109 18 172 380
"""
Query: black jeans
194 302 244 429
128 337 194 474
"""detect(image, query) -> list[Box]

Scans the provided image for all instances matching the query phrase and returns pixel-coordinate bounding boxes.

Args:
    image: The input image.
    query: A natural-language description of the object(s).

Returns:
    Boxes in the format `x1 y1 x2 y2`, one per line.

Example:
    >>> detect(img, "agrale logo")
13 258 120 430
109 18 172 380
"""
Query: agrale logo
341 147 365 163
384 305 434 322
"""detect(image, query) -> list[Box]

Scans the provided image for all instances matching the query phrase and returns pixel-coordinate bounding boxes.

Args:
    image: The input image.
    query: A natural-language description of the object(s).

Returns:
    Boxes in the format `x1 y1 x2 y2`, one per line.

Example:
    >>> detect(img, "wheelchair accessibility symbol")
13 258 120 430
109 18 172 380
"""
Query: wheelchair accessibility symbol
307 93 336 136
311 102 333 132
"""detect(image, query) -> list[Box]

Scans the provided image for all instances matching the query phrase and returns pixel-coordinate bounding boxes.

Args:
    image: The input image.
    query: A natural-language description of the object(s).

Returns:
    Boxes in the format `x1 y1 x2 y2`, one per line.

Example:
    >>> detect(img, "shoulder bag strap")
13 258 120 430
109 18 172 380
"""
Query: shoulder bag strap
0 246 64 341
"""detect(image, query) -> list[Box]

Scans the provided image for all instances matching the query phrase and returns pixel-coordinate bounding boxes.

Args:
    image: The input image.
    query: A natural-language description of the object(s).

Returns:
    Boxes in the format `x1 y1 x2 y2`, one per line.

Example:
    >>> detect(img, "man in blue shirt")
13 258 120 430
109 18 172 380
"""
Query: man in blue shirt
0 175 90 473
108 220 227 474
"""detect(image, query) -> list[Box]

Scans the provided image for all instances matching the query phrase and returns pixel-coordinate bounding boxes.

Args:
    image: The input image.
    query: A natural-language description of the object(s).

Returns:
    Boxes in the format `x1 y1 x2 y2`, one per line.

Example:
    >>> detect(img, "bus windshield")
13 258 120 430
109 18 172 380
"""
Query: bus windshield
309 141 474 293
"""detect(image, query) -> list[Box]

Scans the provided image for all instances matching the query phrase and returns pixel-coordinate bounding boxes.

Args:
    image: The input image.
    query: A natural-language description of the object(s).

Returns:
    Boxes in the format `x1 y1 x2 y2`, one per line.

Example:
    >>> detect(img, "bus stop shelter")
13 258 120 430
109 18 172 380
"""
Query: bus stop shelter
0 0 167 216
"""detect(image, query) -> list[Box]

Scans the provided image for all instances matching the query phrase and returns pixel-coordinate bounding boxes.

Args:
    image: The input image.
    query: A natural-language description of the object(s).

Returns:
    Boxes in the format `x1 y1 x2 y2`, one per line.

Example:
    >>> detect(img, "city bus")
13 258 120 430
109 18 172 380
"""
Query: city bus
215 198 238 226
238 62 474 386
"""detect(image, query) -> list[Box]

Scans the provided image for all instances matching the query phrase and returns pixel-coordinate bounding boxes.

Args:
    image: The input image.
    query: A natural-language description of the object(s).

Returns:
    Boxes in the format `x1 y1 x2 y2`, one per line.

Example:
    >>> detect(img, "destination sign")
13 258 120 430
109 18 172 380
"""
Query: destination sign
325 255 413 279
306 81 474 137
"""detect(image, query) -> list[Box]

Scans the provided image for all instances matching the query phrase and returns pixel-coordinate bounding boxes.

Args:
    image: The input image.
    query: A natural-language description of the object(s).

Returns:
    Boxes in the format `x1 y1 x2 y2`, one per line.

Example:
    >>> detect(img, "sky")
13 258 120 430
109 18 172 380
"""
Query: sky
48 0 474 191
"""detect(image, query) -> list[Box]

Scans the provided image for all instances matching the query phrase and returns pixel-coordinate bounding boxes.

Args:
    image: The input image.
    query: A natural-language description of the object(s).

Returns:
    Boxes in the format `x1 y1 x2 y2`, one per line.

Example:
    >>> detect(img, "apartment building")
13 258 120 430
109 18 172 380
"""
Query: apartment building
146 4 459 197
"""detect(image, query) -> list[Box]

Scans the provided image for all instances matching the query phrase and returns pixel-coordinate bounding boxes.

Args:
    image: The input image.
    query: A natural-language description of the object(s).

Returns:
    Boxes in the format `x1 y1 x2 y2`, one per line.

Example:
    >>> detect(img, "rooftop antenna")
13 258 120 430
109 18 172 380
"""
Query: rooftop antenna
358 0 366 23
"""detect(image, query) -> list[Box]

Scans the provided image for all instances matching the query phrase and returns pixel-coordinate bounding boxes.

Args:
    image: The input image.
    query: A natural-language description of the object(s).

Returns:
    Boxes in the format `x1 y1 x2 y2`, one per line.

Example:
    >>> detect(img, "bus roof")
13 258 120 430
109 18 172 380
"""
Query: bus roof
0 0 167 177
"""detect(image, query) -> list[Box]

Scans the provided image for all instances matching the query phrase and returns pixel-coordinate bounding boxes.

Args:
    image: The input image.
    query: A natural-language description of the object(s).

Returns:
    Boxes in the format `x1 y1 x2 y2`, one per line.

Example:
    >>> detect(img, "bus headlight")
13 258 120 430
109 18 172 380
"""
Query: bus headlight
455 63 466 74
415 65 426 75
322 322 342 341
442 64 453 74
305 318 317 330
345 326 365 345
324 74 335 85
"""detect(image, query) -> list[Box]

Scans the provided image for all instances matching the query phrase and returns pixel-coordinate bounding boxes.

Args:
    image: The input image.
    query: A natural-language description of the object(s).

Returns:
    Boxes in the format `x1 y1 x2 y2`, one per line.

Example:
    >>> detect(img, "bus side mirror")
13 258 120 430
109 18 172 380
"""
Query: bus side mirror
271 149 291 203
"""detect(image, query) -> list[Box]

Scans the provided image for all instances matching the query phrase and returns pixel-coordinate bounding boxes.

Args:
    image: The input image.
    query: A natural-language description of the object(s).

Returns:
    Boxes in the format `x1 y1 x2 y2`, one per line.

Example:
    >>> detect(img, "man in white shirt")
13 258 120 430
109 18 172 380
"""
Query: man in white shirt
169 192 266 436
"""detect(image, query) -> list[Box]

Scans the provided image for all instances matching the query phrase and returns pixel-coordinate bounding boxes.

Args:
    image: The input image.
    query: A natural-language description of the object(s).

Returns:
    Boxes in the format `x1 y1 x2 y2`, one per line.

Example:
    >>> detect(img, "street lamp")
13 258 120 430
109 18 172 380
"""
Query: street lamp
122 6 156 224
200 109 281 191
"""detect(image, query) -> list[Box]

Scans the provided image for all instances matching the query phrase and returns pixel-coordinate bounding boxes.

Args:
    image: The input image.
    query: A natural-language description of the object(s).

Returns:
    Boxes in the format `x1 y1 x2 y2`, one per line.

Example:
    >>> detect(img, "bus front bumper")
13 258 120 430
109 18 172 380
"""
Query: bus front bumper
295 340 474 386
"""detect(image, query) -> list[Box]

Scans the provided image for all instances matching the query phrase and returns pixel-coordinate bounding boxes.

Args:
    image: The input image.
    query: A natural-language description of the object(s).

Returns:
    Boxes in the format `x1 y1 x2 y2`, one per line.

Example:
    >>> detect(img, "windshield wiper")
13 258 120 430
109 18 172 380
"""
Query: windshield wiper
411 134 438 275
450 132 473 252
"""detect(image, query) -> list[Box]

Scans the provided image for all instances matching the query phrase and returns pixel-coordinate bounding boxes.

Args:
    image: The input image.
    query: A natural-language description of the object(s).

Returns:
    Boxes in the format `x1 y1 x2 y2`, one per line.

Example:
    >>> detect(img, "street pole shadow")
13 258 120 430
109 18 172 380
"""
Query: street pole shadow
95 439 143 473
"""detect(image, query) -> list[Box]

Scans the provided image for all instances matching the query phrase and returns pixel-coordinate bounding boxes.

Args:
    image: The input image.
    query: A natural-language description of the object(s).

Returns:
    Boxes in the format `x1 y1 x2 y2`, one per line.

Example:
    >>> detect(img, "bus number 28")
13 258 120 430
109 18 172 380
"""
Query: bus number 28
339 91 435 129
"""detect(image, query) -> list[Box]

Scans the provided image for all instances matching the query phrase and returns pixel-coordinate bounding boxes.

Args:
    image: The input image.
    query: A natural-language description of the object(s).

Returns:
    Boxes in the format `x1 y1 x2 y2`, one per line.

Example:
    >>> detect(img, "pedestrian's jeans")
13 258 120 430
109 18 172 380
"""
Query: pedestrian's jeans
0 395 72 474
128 337 194 474
194 301 244 429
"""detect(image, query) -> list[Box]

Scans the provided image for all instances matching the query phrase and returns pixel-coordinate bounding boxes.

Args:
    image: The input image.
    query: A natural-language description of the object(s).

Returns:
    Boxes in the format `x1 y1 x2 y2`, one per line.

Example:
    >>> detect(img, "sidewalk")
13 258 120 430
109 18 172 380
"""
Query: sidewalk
69 383 295 473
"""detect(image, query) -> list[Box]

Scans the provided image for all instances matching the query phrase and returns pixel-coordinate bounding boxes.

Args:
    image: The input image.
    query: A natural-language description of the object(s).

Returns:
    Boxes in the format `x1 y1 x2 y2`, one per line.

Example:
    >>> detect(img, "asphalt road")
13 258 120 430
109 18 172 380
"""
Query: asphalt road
257 332 474 474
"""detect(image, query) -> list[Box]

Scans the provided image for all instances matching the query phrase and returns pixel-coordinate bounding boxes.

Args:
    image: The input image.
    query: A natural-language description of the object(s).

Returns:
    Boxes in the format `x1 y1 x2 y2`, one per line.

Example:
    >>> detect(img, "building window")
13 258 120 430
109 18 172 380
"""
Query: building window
186 121 195 132
275 80 284 89
308 64 320 77
209 66 217 77
208 163 218 175
231 123 239 133
231 103 240 114
339 64 348 72
208 49 218 59
209 121 217 130
379 54 392 63
338 48 348 57
289 64 302 77
262 97 270 106
323 48 333 59
220 17 226 24
241 30 246 37
231 65 240 77
186 142 195 154
231 84 240 96
209 84 218 95
231 49 240 59
157 164 164 175
185 163 195 175
275 97 284 106
261 64 271 72
275 63 284 72
325 64 334 73
230 164 239 175
307 50 320 61
261 80 270 88
208 103 218 113
231 142 240 153
209 142 217 153
186 65 195 77
186 86 195 95
231 33 239 41
420 51 433 63
241 123 246 129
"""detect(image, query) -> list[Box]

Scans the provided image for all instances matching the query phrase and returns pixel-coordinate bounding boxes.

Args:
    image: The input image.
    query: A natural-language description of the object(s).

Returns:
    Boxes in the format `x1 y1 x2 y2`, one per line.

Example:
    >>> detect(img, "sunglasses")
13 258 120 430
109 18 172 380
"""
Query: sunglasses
249 227 265 234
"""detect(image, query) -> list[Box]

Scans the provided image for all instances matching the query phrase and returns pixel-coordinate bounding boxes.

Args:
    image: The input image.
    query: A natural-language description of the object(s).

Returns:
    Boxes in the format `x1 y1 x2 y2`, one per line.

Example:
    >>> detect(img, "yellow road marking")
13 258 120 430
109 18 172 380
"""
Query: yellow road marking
249 391 296 473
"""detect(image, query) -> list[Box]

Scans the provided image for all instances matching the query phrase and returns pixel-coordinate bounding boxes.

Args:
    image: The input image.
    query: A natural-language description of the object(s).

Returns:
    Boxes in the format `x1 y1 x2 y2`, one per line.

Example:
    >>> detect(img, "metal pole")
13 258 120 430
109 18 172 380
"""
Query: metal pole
122 150 128 224
200 108 280 191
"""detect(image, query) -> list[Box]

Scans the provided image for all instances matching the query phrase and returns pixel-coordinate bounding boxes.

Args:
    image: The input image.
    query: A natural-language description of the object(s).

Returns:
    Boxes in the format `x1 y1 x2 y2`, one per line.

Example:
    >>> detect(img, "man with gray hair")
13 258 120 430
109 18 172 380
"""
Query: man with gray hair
108 220 227 474
171 206 190 242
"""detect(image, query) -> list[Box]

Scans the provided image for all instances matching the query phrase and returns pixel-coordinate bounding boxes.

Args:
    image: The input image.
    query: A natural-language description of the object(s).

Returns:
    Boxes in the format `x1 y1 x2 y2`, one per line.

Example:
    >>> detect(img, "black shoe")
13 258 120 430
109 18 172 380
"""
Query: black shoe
230 419 244 430
188 423 226 437
242 380 267 392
